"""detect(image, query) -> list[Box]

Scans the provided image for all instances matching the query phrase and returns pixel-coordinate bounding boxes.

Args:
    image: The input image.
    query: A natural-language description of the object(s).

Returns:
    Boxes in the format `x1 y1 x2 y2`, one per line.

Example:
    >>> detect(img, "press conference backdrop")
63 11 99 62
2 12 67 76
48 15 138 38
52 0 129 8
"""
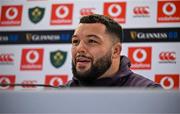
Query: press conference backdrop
0 0 180 90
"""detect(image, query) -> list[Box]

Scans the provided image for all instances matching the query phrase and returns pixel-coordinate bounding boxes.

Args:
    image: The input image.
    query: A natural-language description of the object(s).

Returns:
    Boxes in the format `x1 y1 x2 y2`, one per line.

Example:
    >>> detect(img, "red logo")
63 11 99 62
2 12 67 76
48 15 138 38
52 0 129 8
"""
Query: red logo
45 75 68 87
21 80 38 88
80 8 95 16
50 4 73 25
0 75 16 90
0 5 23 26
155 74 179 89
104 2 126 23
0 53 14 64
157 1 180 22
133 6 150 17
128 47 152 70
159 51 176 63
20 48 44 70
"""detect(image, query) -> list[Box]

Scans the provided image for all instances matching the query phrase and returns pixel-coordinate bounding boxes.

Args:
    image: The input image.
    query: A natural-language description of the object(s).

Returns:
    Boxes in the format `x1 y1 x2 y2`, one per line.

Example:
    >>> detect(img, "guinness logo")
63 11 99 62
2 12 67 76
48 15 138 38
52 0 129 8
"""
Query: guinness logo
26 33 32 41
130 31 137 40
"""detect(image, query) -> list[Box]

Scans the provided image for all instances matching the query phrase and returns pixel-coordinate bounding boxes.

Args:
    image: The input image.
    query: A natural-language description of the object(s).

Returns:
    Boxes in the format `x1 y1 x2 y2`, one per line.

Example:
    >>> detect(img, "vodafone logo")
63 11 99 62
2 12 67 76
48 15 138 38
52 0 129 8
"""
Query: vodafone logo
0 5 23 26
108 4 122 17
26 50 39 64
133 49 147 63
49 77 63 87
0 77 11 89
5 7 18 20
45 75 68 87
157 1 180 22
162 2 176 16
51 4 73 25
159 51 176 63
104 2 126 23
20 48 44 70
128 47 152 70
155 74 179 89
160 77 174 89
0 75 16 90
55 6 69 18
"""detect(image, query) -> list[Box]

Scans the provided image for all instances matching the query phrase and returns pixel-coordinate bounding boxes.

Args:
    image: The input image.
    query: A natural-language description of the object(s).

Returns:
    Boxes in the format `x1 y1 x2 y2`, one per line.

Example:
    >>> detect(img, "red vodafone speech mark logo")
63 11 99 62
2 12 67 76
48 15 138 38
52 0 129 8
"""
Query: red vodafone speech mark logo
0 5 23 26
104 2 126 23
0 75 16 90
128 47 152 70
45 75 68 87
155 74 179 89
157 1 180 22
50 4 73 25
20 48 44 70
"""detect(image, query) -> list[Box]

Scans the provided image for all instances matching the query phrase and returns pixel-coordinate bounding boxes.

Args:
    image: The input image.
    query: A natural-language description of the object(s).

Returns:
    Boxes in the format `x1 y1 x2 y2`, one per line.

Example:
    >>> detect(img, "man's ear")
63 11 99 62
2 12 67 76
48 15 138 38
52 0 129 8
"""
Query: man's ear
112 43 121 58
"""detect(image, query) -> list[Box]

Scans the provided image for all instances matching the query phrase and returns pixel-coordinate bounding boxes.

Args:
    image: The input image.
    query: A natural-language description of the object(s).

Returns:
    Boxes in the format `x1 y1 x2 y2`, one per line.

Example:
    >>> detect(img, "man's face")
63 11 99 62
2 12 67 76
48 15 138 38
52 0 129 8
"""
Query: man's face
71 23 113 83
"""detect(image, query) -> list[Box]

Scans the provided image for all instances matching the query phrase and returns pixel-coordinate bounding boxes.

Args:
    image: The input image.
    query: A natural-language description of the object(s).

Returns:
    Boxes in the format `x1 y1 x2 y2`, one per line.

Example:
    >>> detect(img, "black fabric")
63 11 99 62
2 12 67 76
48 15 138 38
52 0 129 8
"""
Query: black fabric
65 56 162 88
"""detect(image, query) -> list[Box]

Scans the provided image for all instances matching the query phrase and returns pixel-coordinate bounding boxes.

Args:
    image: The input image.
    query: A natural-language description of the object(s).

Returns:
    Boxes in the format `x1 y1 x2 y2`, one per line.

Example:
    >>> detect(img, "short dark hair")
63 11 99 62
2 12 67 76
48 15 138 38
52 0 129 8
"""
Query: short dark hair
80 14 122 43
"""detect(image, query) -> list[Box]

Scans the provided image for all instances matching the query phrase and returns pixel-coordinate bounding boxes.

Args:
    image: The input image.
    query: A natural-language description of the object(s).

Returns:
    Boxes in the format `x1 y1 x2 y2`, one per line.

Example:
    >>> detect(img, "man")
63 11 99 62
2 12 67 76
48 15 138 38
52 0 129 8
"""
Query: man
65 14 161 88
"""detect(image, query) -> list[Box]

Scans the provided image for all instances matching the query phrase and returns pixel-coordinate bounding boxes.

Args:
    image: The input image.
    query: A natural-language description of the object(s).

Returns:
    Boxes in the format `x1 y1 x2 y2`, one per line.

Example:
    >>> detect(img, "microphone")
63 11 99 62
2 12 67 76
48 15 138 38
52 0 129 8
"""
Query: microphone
0 83 66 89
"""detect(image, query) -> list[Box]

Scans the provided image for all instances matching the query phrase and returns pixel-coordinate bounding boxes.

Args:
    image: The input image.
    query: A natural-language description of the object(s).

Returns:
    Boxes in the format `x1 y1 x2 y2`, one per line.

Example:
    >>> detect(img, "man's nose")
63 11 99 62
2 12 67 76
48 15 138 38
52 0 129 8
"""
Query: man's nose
76 41 87 53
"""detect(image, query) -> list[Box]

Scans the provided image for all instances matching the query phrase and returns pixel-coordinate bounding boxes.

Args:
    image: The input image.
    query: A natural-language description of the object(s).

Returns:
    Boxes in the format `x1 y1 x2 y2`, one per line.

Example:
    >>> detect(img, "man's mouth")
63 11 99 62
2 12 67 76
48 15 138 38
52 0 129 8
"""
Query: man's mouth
75 57 91 68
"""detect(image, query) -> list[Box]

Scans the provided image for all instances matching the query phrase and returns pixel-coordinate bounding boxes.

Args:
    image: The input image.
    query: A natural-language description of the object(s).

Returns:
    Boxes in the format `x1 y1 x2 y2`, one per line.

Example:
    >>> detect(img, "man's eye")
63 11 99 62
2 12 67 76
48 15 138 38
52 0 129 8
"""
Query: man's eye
88 39 97 43
72 39 79 45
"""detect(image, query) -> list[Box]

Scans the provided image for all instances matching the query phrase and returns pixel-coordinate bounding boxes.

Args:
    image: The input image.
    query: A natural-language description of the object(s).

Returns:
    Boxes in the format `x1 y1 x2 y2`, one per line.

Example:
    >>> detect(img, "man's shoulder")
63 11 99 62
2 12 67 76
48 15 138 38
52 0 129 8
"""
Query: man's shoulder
64 80 74 87
64 73 162 88
120 73 162 88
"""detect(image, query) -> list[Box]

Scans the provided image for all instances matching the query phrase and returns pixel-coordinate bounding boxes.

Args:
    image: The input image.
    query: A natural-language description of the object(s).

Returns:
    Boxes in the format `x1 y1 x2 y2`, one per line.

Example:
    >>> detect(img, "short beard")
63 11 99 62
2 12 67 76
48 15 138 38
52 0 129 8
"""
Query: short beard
72 53 112 85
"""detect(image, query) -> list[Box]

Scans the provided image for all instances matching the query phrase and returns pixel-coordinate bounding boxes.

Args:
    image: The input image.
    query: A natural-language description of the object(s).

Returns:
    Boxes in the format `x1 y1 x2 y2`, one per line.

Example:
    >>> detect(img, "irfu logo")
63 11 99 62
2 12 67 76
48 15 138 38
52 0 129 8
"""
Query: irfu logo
29 7 45 24
50 50 67 68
